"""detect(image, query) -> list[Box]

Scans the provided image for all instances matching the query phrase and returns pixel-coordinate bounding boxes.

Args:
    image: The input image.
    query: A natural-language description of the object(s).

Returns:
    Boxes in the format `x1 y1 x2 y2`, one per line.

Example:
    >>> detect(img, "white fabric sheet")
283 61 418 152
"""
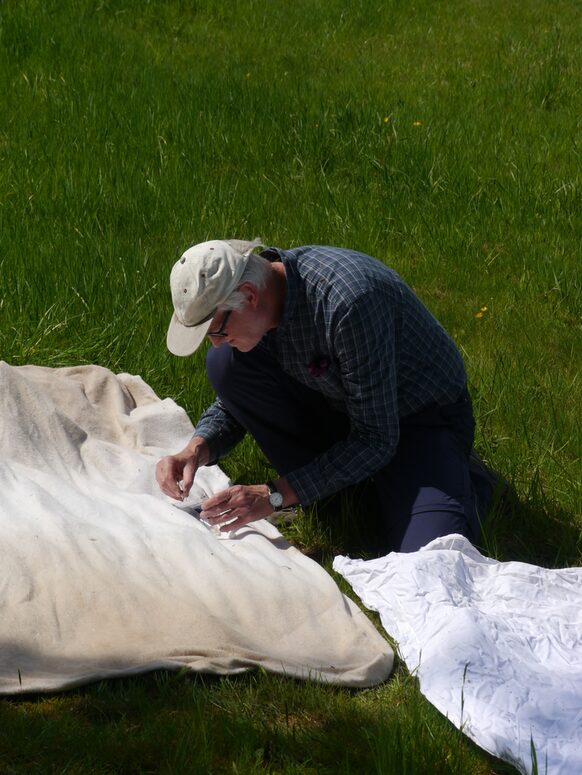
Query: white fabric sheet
334 535 582 775
0 362 393 694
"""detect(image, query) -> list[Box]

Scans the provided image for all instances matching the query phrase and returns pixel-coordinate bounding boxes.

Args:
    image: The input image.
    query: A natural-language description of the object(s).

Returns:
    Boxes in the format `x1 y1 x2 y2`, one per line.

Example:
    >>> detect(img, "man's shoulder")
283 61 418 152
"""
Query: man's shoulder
286 244 382 266
286 245 402 298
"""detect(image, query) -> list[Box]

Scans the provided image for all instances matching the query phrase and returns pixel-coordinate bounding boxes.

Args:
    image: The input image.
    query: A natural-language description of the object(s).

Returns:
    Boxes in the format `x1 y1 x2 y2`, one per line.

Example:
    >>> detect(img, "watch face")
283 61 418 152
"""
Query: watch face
269 491 284 509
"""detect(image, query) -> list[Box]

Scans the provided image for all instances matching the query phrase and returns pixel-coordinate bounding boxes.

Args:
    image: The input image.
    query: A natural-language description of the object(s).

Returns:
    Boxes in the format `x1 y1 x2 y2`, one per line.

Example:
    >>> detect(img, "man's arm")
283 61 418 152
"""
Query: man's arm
194 397 247 464
156 397 246 500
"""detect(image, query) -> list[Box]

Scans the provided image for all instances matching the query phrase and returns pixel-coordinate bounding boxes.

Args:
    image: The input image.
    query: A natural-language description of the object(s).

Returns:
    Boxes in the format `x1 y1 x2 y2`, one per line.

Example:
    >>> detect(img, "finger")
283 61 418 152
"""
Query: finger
181 459 197 498
157 462 184 500
156 458 177 497
204 507 234 524
166 481 184 500
155 460 169 490
202 489 233 512
219 514 253 532
204 504 256 530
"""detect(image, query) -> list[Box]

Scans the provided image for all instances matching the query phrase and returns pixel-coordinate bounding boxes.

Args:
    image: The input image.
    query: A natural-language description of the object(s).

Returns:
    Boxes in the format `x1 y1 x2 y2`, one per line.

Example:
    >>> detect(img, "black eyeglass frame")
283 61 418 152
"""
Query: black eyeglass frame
207 309 232 338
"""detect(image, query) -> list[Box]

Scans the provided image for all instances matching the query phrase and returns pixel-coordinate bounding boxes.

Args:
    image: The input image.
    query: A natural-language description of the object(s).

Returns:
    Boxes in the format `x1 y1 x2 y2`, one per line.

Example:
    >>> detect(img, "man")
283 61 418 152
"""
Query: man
156 239 493 552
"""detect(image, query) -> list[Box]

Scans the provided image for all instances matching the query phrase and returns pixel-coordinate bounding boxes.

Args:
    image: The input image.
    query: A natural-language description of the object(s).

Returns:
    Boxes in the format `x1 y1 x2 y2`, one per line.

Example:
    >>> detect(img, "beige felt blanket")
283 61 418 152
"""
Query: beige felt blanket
0 362 393 694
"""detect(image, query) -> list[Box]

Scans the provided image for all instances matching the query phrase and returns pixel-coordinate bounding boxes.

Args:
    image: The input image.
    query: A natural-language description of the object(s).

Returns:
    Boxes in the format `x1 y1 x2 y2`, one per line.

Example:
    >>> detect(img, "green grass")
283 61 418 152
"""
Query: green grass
0 0 580 772
0 668 520 775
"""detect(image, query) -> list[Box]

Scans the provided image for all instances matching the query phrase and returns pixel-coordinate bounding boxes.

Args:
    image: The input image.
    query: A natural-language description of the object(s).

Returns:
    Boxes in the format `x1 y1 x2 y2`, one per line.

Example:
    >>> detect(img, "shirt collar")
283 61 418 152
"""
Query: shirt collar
260 247 298 332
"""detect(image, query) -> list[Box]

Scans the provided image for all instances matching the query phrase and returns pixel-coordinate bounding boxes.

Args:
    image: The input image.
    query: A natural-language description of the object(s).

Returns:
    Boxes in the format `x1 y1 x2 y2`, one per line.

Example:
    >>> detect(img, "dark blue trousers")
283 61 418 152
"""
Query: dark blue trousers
206 343 484 553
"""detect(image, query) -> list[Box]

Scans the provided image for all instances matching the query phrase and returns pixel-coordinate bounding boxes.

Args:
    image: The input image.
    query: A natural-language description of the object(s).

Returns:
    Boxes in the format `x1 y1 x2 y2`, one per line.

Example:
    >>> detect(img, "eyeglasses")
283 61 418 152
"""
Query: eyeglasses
207 310 232 338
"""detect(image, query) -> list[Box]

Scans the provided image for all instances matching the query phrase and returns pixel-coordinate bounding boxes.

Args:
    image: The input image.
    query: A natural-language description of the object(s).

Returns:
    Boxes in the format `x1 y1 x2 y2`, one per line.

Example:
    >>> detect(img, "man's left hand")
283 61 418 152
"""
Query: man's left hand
200 484 273 532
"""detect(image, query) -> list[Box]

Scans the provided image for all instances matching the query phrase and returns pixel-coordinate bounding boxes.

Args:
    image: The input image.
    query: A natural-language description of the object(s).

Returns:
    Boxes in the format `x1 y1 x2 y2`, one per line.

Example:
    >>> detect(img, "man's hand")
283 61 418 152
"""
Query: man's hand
201 478 299 532
201 484 276 532
155 436 210 501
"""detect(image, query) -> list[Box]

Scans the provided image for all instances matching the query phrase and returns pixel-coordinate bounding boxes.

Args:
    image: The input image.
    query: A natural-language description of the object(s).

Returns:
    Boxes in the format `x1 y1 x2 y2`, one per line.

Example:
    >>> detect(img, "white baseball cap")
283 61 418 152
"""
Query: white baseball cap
166 240 253 356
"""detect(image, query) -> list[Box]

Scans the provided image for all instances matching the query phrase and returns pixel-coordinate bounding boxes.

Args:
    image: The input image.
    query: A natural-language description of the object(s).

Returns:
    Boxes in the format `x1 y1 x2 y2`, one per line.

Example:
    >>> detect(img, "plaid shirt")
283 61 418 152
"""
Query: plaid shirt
195 245 467 505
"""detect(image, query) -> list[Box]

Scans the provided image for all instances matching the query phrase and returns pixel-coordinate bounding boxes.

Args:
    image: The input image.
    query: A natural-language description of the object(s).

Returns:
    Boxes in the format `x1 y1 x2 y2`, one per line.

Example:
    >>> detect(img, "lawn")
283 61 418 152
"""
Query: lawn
0 0 580 772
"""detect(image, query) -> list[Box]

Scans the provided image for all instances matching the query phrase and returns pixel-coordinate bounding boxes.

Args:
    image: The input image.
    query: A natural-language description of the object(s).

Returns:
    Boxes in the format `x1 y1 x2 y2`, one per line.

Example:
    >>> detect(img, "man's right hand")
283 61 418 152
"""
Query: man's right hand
155 436 210 501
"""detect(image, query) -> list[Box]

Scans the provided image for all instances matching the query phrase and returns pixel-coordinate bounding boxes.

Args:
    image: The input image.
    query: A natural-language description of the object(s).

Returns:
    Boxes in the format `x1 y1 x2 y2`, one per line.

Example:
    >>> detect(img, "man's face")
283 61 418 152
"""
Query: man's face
206 303 266 352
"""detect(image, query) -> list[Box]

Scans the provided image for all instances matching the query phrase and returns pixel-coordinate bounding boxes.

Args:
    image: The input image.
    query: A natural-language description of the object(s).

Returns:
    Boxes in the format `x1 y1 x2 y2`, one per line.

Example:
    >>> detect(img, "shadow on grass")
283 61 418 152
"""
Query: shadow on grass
288 479 387 564
0 668 520 775
293 474 581 570
480 487 582 568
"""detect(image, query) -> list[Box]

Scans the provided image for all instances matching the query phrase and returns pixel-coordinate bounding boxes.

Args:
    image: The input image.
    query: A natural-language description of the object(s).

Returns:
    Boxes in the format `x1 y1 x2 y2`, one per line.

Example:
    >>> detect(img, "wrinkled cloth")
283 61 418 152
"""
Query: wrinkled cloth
334 535 582 775
0 362 393 694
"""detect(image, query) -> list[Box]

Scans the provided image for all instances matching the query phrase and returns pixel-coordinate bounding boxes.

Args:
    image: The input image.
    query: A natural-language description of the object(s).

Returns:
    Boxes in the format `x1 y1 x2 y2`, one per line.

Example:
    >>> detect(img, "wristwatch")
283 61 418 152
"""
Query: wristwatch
267 480 284 510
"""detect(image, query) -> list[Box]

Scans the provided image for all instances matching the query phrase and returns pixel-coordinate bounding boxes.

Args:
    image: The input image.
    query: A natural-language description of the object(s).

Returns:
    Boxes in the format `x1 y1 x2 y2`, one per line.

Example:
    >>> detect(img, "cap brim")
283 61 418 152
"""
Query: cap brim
166 313 213 356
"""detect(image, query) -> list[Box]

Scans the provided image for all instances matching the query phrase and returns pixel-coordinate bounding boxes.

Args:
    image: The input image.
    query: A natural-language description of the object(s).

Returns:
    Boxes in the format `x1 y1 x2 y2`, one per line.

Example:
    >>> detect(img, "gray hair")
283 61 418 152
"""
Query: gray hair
220 239 271 311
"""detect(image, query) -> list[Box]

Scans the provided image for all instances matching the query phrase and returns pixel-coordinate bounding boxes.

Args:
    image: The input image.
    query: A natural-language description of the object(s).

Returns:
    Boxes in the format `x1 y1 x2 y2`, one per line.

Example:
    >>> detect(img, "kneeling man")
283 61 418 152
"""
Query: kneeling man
156 239 493 552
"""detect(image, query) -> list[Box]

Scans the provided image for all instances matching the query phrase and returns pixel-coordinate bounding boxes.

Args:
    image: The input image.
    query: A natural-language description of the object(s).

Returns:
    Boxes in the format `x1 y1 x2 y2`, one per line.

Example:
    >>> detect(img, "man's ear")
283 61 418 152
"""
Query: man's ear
238 282 259 307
